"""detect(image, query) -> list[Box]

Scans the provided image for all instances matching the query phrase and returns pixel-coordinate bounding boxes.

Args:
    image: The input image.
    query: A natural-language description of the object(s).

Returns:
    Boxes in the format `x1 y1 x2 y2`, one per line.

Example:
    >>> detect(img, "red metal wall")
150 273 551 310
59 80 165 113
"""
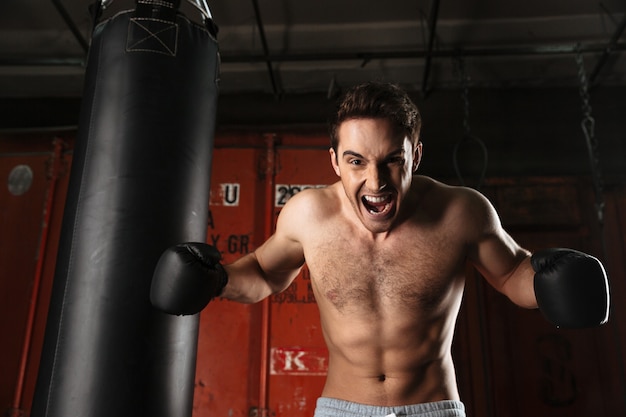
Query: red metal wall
194 133 337 417
0 134 72 416
267 141 338 416
1 131 625 417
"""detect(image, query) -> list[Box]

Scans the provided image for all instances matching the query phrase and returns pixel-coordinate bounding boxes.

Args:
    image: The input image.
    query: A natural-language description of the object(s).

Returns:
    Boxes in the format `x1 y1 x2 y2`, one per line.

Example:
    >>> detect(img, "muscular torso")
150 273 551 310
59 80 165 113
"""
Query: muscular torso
300 177 471 405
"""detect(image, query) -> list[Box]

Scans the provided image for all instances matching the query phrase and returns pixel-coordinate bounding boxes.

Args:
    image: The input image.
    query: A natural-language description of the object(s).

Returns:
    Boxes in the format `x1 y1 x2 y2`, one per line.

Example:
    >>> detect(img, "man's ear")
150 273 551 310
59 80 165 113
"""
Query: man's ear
329 148 341 176
413 141 423 172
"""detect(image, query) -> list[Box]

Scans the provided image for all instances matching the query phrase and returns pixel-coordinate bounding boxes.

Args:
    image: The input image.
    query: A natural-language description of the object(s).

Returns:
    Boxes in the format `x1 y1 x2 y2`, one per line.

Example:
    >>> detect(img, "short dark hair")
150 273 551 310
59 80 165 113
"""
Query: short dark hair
328 82 422 152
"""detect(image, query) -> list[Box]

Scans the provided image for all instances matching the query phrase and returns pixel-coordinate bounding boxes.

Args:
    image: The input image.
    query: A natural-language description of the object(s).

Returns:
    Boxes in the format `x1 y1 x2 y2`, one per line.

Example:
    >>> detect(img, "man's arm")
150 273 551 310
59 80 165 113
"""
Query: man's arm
150 189 309 315
222 208 306 303
464 189 538 308
223 190 308 303
464 187 609 328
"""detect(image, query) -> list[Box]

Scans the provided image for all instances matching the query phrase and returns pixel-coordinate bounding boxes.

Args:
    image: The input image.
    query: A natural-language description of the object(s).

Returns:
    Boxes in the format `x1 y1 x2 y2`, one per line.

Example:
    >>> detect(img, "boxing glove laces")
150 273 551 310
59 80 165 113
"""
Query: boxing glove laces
151 242 228 315
532 248 610 328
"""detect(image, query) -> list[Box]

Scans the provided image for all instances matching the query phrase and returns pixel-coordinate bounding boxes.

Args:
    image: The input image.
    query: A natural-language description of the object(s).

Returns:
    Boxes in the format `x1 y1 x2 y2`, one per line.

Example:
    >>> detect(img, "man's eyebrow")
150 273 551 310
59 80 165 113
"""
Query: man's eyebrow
342 149 404 159
385 149 405 158
342 150 364 159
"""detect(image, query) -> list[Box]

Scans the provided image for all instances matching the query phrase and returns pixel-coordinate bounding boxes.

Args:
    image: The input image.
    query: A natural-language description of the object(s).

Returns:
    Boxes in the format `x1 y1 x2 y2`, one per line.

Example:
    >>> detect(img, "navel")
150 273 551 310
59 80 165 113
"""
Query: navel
378 374 386 382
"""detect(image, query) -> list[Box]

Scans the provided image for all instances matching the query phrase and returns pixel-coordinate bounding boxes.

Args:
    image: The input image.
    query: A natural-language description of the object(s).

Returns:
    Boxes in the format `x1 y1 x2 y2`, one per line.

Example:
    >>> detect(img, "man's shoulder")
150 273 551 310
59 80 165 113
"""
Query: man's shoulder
274 182 342 244
278 182 341 223
413 175 486 199
411 175 460 204
285 182 339 207
411 175 491 220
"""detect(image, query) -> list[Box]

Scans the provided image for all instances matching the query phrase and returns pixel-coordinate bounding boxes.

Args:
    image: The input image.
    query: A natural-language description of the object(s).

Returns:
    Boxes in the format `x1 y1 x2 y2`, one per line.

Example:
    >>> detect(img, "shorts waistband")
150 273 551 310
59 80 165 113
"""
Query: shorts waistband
314 397 466 417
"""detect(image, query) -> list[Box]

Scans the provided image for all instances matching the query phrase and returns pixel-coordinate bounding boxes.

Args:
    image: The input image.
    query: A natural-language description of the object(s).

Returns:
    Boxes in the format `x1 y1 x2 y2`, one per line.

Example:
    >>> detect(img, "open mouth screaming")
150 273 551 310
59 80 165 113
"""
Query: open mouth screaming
362 194 394 216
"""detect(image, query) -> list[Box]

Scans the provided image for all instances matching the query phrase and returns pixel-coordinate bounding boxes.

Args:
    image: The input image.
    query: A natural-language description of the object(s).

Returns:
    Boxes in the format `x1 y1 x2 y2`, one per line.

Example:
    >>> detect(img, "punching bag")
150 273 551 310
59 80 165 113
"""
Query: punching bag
32 1 219 416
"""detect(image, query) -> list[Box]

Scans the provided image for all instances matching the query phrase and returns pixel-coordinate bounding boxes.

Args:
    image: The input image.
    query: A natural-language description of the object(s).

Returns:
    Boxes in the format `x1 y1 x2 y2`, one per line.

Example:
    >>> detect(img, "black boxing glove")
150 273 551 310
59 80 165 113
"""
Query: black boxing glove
150 242 228 315
532 248 610 328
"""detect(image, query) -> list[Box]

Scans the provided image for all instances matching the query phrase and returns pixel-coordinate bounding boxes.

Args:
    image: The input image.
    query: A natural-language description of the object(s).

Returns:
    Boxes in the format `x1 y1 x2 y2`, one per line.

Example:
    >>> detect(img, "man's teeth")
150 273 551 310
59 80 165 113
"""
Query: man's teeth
364 195 388 203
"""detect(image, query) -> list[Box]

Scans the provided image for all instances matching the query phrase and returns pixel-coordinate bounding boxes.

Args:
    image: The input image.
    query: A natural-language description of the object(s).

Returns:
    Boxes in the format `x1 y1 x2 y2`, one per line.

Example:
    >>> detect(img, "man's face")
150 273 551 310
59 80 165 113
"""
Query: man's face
330 117 421 235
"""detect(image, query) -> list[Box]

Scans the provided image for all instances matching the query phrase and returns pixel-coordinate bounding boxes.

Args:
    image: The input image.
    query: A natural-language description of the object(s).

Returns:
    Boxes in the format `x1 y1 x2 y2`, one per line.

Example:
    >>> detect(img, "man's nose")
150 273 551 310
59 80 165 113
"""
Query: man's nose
366 165 388 191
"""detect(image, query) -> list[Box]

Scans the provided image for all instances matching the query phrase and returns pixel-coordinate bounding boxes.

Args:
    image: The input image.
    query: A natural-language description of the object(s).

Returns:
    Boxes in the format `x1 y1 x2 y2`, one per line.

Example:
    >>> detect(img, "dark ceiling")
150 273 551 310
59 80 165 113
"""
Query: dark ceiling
1 0 625 101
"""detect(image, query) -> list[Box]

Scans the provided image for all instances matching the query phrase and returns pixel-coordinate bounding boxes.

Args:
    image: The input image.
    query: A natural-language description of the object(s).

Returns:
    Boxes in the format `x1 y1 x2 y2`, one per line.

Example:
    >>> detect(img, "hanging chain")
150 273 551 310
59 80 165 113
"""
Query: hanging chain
575 44 605 225
453 55 488 190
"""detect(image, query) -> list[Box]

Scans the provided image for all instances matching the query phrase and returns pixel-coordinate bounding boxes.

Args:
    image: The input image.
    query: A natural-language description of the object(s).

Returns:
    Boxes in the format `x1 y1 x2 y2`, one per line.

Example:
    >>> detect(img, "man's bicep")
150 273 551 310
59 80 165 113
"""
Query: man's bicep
473 227 536 307
256 232 305 275
465 192 531 295
474 229 528 284
254 207 306 291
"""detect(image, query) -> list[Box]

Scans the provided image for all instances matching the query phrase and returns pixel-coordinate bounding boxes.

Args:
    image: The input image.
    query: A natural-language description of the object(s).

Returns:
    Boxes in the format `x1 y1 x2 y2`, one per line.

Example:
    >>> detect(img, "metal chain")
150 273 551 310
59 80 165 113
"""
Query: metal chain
575 44 605 225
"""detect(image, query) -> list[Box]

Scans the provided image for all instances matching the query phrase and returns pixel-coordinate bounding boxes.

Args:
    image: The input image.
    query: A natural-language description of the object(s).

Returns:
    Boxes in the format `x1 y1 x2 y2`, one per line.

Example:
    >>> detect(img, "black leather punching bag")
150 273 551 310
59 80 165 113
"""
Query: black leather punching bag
32 1 219 416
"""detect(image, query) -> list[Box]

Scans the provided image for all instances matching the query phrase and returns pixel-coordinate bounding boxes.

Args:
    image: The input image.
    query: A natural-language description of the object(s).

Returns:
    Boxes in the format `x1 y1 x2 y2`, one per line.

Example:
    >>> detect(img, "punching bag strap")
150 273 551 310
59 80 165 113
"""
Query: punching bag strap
88 1 104 29
134 0 181 22
187 0 219 36
88 0 115 29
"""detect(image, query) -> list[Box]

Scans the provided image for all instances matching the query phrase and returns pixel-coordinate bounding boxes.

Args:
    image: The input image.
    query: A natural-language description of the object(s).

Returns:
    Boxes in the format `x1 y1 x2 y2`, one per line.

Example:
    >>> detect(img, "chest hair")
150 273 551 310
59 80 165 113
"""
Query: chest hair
308 230 463 315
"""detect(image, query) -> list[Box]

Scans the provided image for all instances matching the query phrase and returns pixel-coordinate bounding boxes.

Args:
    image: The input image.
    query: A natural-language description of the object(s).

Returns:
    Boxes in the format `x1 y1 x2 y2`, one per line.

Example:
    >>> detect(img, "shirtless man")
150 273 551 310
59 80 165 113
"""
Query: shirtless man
151 82 609 417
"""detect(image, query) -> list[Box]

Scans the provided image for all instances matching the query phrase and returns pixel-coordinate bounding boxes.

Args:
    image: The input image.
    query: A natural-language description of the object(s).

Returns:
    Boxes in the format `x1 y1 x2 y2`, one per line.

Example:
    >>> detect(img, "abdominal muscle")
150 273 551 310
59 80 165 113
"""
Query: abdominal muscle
315 292 463 406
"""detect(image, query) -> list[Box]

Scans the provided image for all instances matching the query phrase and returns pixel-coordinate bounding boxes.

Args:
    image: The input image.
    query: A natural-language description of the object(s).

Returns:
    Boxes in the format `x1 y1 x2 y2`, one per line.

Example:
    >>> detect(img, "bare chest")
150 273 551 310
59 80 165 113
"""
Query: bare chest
305 229 466 314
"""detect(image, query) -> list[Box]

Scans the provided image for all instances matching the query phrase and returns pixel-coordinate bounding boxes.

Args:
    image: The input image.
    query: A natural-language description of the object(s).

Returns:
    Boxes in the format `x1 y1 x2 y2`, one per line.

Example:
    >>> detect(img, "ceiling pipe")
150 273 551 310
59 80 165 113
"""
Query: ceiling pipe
50 0 90 53
251 0 281 98
2 42 624 68
421 0 441 97
218 42 626 63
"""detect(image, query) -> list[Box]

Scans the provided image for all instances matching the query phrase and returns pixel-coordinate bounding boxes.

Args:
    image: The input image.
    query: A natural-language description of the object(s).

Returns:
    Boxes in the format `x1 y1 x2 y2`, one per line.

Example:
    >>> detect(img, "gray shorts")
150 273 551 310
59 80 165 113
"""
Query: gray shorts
314 397 465 417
